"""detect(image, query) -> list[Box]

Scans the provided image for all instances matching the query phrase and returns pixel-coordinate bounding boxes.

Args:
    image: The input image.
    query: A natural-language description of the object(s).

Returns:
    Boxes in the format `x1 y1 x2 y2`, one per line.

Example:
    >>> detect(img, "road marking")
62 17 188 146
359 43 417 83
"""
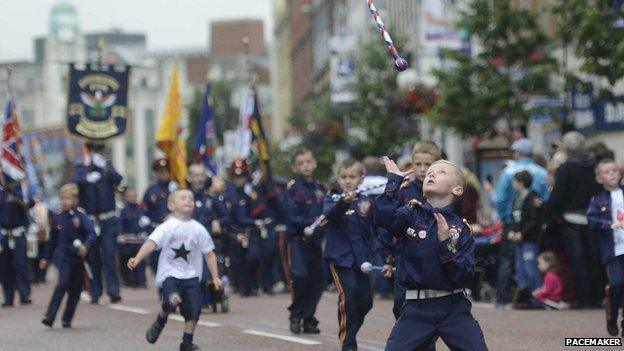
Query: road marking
168 314 222 327
108 304 151 314
242 329 322 345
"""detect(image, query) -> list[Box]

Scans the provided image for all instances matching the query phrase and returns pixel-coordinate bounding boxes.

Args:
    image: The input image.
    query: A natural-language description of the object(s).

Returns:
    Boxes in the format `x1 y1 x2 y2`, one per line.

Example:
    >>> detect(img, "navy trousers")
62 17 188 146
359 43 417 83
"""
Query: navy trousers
288 239 323 322
606 255 624 323
45 260 84 324
88 217 121 300
329 264 373 350
386 294 488 351
0 234 31 303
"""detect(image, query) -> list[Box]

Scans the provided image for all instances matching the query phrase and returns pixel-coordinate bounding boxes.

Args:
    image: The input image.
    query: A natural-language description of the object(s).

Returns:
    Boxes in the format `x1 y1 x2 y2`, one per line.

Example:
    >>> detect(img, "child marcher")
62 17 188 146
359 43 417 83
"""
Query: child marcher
118 187 150 288
532 251 566 310
40 184 96 328
128 189 222 351
587 159 624 336
323 159 376 351
286 149 326 334
378 157 488 351
374 141 442 320
508 170 542 308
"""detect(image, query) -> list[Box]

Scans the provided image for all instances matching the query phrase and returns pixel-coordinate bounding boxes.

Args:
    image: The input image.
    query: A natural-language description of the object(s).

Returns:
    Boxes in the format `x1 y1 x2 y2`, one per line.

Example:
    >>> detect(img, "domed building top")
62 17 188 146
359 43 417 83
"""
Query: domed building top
49 1 80 42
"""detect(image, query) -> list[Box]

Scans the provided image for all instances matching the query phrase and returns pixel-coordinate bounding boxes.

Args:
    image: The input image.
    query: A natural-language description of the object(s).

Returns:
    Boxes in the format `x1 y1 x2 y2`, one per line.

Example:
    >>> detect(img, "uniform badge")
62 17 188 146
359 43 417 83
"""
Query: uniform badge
72 216 81 228
287 179 296 190
345 209 355 216
450 228 460 241
418 230 427 239
406 228 416 238
357 199 372 217
601 206 607 212
150 194 158 204
251 191 258 201
239 199 246 206
195 200 202 208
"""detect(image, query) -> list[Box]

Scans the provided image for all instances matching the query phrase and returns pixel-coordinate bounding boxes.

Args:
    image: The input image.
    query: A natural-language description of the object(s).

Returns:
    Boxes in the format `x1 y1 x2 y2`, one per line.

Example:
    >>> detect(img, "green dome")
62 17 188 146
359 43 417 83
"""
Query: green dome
51 2 77 15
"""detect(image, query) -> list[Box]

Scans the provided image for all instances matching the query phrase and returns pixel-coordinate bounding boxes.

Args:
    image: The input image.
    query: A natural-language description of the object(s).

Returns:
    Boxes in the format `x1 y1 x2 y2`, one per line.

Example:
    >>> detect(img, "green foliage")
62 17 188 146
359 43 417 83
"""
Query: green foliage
185 90 202 162
287 32 413 181
555 0 624 96
429 0 557 137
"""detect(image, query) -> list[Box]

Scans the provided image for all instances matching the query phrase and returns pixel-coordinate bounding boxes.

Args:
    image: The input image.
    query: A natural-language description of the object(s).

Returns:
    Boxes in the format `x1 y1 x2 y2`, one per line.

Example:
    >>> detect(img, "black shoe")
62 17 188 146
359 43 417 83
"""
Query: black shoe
20 299 32 305
1 302 14 308
607 319 619 336
179 342 201 351
302 319 320 334
289 319 301 334
41 318 53 328
146 320 165 344
110 295 122 303
62 321 71 328
90 299 99 305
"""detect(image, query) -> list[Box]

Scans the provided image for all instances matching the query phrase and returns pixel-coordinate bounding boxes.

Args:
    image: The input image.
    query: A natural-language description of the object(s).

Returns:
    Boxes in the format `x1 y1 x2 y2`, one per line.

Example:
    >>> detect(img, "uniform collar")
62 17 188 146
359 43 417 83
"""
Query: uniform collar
423 202 455 215
296 175 314 186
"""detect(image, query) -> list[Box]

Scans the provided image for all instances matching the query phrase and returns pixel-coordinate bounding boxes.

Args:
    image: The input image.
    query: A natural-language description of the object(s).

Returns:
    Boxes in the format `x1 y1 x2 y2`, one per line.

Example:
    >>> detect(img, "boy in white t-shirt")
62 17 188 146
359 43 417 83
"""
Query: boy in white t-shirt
588 159 624 337
128 189 222 351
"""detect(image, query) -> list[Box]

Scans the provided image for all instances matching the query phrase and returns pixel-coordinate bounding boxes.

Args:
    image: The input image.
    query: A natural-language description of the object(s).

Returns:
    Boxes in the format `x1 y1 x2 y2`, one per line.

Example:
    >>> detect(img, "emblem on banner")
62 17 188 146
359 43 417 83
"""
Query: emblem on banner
67 63 131 140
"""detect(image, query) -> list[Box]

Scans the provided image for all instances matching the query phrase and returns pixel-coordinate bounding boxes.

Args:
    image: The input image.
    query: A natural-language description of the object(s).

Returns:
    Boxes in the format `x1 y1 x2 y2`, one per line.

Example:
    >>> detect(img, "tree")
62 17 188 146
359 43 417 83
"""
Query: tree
287 32 413 181
555 0 624 98
429 0 557 137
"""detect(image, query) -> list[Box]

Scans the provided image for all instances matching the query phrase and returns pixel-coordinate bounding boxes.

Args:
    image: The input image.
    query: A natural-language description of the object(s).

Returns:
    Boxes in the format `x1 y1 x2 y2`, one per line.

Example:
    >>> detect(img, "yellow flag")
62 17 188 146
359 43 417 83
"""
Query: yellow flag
156 63 187 187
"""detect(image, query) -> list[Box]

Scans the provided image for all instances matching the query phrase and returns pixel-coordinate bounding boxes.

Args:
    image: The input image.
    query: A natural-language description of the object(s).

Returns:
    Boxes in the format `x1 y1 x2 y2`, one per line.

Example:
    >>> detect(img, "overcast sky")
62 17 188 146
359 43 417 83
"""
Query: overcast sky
0 0 273 61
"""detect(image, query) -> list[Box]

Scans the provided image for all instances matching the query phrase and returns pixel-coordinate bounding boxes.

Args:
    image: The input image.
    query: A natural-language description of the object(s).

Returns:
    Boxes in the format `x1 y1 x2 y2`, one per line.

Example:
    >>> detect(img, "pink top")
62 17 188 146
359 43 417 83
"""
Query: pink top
532 271 563 303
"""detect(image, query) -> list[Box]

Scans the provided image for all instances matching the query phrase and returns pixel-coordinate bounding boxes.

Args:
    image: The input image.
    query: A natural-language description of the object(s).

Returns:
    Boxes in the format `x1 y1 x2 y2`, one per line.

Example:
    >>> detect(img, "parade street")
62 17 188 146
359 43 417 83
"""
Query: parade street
0 280 617 351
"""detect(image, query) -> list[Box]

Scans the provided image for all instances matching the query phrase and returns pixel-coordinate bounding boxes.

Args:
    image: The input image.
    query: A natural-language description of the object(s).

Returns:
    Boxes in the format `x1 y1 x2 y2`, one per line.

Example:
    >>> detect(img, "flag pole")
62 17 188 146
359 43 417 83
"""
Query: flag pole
0 66 14 189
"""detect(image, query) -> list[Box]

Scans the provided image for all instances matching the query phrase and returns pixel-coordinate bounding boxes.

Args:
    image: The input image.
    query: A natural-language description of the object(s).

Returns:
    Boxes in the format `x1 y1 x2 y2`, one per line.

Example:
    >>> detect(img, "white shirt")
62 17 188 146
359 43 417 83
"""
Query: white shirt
610 189 624 257
148 216 215 287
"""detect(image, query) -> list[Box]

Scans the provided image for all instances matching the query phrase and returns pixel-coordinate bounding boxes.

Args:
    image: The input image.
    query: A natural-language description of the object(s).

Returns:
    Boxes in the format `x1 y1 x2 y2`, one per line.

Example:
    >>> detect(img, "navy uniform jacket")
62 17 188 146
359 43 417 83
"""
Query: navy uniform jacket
142 181 171 224
72 162 123 215
0 188 33 229
286 176 325 246
192 189 231 229
323 192 375 269
119 204 149 245
377 175 475 291
587 184 624 265
45 209 97 266
374 175 425 264
223 183 257 231
249 180 282 223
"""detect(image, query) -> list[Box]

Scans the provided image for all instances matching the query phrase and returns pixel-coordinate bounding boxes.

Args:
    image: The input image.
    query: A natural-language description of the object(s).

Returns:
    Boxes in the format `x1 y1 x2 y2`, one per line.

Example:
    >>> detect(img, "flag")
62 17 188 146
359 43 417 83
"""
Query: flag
194 84 218 175
156 63 187 187
1 94 26 186
235 87 254 159
248 88 272 180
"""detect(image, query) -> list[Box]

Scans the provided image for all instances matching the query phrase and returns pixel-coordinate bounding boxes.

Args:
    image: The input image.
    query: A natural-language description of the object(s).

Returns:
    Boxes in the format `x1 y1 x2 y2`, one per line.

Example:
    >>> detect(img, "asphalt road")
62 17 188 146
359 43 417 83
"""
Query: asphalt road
0 277 620 351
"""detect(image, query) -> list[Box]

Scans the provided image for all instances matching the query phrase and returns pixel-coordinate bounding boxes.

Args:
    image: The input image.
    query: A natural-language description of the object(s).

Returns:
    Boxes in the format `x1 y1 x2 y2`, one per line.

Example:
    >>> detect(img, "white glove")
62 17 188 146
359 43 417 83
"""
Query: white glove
168 181 178 192
138 216 151 228
86 171 102 183
72 239 83 248
92 153 107 168
360 262 373 274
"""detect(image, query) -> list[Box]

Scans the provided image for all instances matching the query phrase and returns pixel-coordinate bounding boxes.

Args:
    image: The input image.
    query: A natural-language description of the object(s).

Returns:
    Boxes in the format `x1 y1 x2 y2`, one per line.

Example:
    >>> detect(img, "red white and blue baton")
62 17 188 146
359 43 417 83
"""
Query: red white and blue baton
366 0 408 71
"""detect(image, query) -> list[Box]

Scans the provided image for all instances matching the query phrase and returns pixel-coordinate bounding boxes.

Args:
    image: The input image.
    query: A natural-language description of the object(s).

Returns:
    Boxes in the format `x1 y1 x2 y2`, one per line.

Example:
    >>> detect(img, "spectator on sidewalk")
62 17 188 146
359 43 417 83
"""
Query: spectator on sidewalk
494 138 549 308
544 132 603 308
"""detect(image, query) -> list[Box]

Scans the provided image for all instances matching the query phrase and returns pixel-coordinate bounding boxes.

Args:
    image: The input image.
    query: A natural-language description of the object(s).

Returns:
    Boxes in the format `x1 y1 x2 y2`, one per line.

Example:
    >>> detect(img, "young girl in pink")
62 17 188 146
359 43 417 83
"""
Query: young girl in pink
533 251 569 310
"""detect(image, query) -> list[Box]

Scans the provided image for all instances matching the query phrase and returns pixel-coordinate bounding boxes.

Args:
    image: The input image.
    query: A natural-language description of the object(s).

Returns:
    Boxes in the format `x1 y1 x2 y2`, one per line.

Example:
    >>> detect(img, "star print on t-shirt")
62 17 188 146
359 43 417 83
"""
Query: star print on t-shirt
172 243 191 262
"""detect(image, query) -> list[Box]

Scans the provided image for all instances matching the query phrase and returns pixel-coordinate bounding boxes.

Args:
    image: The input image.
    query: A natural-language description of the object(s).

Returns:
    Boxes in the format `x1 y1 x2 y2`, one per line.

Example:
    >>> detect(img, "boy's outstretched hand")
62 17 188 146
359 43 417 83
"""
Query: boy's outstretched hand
382 156 414 178
434 213 450 242
213 277 223 291
127 257 138 271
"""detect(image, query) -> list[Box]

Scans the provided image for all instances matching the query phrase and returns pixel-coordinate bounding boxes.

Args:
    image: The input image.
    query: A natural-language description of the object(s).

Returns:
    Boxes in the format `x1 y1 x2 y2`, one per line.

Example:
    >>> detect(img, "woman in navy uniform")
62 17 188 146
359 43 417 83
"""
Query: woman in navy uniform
71 142 122 304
